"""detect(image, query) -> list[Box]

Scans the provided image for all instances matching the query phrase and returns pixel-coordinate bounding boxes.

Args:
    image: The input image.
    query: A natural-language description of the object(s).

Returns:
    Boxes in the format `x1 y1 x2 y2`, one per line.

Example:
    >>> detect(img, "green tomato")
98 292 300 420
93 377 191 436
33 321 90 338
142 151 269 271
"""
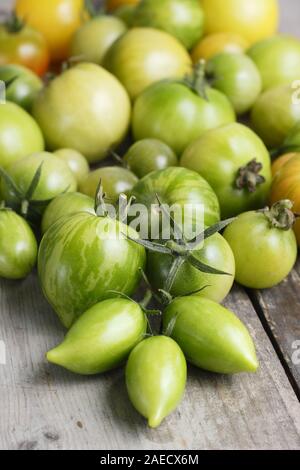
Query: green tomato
38 212 146 328
0 64 43 111
0 208 38 279
181 123 272 218
41 192 95 234
206 53 262 115
47 298 146 375
126 336 187 428
163 296 258 374
147 233 235 303
133 0 204 50
114 5 136 27
0 151 77 215
0 102 44 169
132 81 235 156
54 148 90 186
71 15 127 65
223 207 298 289
250 85 300 149
104 27 192 99
248 35 300 91
33 63 131 163
124 139 178 178
130 167 220 236
79 166 138 203
282 122 300 153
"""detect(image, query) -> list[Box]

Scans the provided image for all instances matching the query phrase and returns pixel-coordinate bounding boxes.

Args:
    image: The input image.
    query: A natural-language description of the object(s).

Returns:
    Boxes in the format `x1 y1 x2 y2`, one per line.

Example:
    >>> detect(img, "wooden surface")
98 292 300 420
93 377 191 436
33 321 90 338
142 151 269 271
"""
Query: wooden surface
0 0 300 451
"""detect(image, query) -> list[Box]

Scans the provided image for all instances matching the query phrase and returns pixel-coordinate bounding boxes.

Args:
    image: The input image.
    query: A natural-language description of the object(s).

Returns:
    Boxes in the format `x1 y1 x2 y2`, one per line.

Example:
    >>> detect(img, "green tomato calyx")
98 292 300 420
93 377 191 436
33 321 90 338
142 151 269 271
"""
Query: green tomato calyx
183 60 209 100
235 159 266 193
4 13 25 34
260 200 297 231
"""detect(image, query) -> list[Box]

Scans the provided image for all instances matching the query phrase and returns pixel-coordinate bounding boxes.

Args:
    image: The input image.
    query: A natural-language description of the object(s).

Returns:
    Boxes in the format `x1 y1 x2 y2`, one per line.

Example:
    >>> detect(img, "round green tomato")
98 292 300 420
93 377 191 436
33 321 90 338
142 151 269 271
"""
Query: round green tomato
104 27 192 99
41 192 95 234
0 102 44 169
38 212 146 328
181 123 272 218
130 167 220 236
54 148 90 186
163 296 258 374
223 210 298 289
283 123 300 153
124 139 178 178
206 53 262 115
133 0 204 50
0 64 42 111
79 166 138 203
71 15 127 65
47 298 146 375
126 336 186 428
33 63 131 163
248 35 300 91
250 85 300 149
0 209 37 279
0 151 77 213
147 233 235 303
114 5 136 27
132 81 235 156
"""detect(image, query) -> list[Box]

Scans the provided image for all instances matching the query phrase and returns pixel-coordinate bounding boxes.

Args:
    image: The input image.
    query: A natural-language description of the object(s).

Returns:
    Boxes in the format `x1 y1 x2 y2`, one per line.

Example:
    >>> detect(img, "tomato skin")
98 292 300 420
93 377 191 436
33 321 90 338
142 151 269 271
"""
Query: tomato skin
0 64 42 112
126 336 186 428
0 209 37 280
79 166 138 203
54 149 90 186
124 139 178 178
41 192 95 234
15 0 85 62
130 167 220 231
191 33 249 62
133 0 205 50
33 63 131 163
106 0 139 12
271 153 298 177
248 35 300 91
104 27 192 99
207 53 262 115
0 23 49 76
181 123 272 218
250 85 300 149
132 82 235 156
71 16 127 65
201 0 279 45
270 154 300 246
114 5 136 27
0 102 44 169
47 298 147 375
147 233 235 303
163 296 258 374
38 212 146 328
223 211 298 288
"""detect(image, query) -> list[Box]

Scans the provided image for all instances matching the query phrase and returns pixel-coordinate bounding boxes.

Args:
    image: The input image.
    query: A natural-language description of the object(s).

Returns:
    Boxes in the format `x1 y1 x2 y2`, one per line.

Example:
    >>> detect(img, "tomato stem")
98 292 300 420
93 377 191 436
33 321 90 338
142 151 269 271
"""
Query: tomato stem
235 158 266 192
4 13 25 34
260 200 296 231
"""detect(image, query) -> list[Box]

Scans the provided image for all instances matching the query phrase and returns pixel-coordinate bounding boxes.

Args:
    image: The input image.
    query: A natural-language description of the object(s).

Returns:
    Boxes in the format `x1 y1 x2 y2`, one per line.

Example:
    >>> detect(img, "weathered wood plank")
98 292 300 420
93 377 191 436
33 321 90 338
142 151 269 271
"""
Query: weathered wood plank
250 259 300 397
1 275 300 450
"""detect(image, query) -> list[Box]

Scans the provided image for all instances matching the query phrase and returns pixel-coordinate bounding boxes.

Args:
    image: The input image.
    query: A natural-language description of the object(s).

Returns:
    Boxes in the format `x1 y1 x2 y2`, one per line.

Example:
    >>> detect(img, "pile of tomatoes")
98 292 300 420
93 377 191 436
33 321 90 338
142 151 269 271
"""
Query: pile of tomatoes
0 0 300 428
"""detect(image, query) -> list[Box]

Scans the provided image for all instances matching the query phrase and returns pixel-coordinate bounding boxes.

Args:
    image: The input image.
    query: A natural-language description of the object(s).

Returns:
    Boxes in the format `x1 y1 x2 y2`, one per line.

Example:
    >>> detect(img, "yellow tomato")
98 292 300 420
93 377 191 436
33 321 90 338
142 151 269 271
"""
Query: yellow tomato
271 153 298 177
200 0 279 45
191 33 249 63
15 0 85 62
106 0 140 12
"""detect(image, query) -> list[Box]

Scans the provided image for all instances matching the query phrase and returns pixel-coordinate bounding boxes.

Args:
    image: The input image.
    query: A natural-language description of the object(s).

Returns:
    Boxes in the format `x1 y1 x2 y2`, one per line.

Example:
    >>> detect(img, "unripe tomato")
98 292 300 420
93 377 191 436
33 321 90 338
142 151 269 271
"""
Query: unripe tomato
191 33 249 62
163 296 258 374
126 336 187 428
47 298 147 375
54 149 90 186
0 209 37 280
15 0 85 62
114 5 136 27
200 0 279 46
272 153 298 177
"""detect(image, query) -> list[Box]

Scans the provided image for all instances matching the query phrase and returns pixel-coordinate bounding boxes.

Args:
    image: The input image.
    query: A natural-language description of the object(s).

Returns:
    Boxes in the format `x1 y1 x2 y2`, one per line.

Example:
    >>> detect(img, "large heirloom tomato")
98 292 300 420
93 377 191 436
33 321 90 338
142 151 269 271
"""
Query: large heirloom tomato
104 27 192 99
181 123 272 218
15 0 85 62
38 212 146 328
132 77 235 156
33 63 131 163
191 33 249 62
271 154 300 246
200 0 279 45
